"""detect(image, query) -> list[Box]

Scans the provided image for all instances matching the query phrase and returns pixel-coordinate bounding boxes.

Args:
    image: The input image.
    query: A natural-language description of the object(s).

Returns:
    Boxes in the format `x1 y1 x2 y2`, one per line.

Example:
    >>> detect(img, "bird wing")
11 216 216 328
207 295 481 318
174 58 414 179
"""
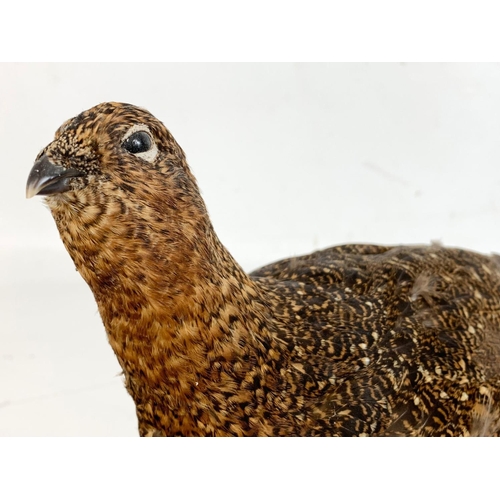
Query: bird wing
251 244 500 435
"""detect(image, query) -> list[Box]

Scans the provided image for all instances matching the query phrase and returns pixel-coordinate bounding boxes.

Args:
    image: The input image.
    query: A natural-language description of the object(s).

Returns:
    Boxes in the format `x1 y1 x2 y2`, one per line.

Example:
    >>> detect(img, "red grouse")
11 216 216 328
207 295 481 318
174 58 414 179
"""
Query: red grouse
26 102 500 436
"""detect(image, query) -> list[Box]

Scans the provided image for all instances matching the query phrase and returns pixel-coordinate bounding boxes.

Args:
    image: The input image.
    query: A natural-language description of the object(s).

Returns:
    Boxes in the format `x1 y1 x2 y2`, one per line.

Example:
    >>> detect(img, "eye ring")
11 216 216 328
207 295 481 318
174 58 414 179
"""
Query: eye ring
120 124 159 162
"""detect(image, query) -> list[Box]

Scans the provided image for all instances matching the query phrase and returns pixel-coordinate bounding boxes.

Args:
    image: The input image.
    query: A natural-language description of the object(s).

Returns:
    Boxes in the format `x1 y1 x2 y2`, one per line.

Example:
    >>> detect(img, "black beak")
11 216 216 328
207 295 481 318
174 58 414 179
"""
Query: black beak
26 155 84 198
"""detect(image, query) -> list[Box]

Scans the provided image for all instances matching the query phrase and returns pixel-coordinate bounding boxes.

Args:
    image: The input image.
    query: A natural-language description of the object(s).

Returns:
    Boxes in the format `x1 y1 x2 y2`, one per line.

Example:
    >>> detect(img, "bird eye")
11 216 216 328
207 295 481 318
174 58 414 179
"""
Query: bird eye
122 131 152 154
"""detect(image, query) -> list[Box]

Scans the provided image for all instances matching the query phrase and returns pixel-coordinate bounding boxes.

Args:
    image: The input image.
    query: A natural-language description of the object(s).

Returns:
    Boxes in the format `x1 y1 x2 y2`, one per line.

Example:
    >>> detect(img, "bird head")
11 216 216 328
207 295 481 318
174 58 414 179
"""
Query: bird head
26 102 199 208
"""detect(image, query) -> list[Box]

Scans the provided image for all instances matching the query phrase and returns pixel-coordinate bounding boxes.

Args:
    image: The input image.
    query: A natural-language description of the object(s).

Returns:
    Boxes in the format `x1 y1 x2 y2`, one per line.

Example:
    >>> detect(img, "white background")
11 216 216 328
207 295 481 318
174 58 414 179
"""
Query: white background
2 63 500 436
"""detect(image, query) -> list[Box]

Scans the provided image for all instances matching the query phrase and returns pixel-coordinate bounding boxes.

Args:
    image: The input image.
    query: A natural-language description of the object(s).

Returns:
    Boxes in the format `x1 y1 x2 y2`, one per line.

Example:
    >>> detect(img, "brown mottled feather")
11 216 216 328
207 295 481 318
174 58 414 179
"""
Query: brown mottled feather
28 102 500 436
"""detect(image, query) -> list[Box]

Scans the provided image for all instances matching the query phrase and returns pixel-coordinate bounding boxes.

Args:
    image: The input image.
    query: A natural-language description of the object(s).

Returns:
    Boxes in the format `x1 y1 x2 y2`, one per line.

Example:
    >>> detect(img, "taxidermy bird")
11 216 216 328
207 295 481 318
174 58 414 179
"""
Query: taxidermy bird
26 102 500 436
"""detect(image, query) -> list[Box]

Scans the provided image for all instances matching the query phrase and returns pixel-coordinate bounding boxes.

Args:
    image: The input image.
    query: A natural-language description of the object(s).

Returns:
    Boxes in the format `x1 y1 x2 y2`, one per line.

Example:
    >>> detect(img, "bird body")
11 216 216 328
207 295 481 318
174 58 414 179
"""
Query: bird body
27 102 500 436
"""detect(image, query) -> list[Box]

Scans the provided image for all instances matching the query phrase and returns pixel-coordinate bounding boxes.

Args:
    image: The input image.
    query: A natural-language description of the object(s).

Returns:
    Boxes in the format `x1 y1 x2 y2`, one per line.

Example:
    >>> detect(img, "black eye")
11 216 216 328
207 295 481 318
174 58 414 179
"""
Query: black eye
123 131 152 154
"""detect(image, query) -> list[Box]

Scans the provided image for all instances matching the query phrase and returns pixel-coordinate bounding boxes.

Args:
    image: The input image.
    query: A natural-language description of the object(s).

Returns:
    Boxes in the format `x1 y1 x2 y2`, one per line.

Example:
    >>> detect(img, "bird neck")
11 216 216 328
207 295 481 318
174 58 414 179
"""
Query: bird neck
49 188 287 432
93 214 288 435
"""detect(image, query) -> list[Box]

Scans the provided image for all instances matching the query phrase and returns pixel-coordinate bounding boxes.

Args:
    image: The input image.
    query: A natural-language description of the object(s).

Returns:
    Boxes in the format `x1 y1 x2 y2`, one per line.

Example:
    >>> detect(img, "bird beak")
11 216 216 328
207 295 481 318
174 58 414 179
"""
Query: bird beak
26 155 84 198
